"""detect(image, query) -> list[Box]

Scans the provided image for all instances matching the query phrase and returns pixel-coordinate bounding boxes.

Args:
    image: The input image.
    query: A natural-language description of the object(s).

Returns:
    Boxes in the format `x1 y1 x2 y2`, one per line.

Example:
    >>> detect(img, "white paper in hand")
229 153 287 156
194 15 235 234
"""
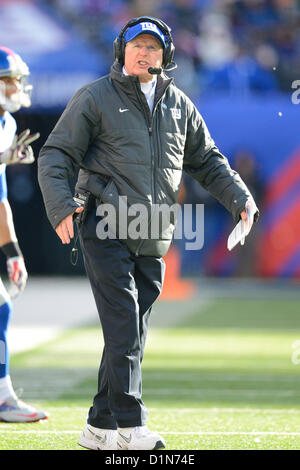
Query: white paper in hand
227 201 256 251
227 219 248 251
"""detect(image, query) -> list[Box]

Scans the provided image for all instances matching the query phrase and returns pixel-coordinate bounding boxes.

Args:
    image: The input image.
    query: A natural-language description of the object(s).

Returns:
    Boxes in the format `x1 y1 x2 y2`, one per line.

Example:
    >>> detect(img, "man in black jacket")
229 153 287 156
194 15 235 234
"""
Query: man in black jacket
38 16 258 450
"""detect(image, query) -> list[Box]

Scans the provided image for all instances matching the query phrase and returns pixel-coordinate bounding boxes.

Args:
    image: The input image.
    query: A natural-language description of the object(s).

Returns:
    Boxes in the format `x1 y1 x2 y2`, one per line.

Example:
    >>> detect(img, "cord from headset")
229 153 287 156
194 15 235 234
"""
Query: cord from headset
70 191 92 266
71 224 79 266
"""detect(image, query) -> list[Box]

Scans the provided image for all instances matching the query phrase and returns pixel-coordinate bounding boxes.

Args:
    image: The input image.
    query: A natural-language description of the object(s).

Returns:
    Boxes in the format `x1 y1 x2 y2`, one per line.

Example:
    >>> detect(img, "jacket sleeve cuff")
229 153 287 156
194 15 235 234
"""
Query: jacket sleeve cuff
232 197 260 224
49 202 79 230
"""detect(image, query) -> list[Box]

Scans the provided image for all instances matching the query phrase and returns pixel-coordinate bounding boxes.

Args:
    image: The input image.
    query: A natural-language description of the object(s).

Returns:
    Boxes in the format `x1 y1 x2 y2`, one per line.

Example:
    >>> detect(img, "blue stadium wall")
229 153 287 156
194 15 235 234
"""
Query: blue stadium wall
180 92 300 278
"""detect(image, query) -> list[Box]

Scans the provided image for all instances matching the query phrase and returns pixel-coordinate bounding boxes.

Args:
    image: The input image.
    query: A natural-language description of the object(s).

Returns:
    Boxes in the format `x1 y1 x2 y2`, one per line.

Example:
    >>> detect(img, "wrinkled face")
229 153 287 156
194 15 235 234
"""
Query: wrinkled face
124 34 163 83
0 77 20 114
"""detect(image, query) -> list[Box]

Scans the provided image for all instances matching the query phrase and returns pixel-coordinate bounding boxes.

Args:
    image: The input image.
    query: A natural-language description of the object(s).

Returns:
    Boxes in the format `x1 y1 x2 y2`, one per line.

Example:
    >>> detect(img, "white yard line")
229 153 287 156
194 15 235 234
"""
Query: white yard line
19 388 299 399
37 406 300 414
8 277 97 354
25 406 299 415
7 327 62 354
7 277 210 353
1 430 300 436
151 297 211 328
162 432 300 436
144 372 300 383
149 407 300 414
143 388 299 397
2 406 296 415
9 277 299 355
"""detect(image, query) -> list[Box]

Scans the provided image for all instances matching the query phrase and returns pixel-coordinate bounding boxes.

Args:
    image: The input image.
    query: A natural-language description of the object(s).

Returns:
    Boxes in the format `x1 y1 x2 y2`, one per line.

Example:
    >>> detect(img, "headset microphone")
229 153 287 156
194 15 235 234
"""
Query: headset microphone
148 67 162 75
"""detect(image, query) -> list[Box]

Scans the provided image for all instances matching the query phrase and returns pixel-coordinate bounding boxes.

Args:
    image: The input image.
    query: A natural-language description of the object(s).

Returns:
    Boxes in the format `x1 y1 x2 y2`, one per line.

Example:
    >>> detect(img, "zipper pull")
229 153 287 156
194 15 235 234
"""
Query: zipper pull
149 127 152 135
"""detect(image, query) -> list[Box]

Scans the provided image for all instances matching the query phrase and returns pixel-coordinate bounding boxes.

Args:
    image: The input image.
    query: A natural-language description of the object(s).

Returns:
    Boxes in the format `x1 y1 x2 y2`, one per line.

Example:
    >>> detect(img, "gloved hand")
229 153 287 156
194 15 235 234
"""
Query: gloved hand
7 256 28 298
0 129 40 165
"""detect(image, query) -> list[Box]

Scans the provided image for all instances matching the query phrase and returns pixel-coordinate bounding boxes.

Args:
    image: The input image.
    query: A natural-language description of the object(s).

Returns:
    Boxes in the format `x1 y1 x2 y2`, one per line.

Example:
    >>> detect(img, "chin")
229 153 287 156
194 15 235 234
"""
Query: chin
135 67 149 74
139 74 153 82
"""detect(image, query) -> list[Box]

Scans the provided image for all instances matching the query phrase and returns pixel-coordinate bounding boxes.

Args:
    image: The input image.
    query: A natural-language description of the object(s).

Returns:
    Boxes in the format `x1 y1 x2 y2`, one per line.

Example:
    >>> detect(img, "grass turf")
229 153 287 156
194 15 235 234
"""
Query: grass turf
1 297 300 450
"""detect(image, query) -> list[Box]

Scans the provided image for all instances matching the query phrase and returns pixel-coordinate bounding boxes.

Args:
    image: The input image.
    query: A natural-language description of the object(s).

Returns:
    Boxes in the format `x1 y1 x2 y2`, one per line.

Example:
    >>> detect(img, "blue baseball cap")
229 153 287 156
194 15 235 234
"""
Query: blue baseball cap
124 21 167 48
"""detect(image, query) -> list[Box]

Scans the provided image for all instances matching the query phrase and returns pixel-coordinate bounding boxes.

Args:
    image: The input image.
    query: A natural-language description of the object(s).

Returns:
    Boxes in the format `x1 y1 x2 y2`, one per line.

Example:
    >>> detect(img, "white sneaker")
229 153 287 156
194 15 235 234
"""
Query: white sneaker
0 395 48 423
117 426 166 450
78 423 118 450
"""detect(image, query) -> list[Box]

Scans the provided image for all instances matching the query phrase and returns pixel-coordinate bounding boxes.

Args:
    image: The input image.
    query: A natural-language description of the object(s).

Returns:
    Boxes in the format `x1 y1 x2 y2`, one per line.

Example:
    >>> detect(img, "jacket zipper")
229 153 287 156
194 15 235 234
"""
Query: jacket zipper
132 82 154 256
132 84 163 256
133 81 154 185
154 101 162 169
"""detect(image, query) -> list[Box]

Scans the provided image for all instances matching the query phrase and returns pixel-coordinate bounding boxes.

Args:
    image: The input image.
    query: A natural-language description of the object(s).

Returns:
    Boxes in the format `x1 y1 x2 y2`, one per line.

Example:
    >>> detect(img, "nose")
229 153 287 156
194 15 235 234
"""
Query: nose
138 46 148 56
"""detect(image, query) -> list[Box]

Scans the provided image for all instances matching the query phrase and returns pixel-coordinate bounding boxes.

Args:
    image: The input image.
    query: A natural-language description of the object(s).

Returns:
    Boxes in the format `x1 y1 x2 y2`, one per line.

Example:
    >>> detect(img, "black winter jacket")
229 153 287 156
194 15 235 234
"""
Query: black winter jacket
38 62 257 257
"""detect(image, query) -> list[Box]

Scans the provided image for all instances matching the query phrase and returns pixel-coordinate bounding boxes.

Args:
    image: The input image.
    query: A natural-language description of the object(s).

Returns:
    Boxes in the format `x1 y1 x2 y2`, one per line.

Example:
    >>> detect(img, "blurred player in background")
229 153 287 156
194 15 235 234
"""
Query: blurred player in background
0 46 48 422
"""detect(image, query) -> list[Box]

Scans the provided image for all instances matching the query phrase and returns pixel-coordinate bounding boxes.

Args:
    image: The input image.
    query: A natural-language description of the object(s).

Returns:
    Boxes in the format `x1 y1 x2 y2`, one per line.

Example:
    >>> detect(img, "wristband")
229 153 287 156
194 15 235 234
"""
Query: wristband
0 241 23 259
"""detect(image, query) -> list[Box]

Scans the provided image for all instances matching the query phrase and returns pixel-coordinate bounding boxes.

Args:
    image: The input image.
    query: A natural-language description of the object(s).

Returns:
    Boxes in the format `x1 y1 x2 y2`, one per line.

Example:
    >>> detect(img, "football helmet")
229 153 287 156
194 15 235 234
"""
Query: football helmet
0 46 32 113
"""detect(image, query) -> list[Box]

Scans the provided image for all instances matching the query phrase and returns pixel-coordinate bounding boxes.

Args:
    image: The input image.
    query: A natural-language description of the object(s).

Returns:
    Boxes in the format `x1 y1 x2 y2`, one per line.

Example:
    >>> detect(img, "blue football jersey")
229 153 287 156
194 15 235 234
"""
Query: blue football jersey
0 164 7 202
0 111 17 202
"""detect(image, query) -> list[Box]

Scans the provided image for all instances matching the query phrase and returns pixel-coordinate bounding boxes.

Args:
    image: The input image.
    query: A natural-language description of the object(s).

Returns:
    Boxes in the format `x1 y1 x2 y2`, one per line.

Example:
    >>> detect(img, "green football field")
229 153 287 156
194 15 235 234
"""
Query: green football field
1 294 300 450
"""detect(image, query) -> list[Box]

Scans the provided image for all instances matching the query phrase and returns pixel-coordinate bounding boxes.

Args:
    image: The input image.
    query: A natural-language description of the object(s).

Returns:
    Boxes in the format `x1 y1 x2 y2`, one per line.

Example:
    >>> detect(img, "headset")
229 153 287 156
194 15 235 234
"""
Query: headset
113 16 176 71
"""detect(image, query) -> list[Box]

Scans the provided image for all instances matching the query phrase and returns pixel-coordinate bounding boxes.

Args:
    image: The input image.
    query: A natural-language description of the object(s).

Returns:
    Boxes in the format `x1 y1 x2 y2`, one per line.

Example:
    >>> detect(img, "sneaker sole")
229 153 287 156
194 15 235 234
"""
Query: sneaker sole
78 435 117 451
117 439 166 450
0 416 48 423
153 440 166 450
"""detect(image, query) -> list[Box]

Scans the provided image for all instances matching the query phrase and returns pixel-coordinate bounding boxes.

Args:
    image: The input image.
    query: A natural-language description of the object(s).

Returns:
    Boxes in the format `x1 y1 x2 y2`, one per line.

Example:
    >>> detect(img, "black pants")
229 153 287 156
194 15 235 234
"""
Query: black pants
79 209 165 429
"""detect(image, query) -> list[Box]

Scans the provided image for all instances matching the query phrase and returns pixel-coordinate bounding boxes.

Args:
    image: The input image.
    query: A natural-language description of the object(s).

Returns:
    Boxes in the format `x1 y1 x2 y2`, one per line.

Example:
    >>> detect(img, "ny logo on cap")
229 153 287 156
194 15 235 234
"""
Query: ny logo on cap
141 22 165 42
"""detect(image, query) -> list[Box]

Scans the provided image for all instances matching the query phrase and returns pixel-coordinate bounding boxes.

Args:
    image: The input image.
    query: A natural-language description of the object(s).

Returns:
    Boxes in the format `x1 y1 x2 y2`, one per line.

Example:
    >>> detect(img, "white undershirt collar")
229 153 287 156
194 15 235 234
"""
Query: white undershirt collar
123 66 157 113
